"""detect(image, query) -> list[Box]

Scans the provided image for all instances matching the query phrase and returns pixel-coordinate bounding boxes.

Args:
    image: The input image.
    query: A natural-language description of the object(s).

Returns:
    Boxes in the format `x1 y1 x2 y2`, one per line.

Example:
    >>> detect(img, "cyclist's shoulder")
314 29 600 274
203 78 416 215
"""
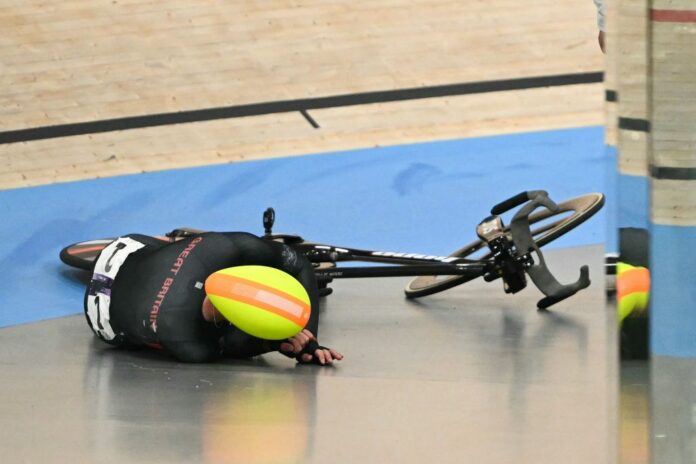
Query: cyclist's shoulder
203 231 263 242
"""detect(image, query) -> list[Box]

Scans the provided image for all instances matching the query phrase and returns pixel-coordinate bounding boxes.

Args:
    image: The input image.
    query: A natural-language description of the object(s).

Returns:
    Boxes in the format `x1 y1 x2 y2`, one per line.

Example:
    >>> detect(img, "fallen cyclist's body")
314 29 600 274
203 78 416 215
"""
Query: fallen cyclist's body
84 231 342 365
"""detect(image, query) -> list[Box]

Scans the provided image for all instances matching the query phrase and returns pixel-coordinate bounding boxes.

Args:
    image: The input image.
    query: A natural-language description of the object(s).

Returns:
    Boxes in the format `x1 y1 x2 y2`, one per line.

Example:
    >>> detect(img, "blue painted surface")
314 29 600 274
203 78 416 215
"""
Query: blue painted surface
618 173 649 230
650 224 696 357
0 126 607 327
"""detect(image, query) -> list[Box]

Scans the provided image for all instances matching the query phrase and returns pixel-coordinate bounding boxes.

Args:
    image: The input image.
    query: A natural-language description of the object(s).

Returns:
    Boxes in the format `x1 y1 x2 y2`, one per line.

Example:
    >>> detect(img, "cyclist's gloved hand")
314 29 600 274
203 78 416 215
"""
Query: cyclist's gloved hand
295 339 343 365
279 329 343 366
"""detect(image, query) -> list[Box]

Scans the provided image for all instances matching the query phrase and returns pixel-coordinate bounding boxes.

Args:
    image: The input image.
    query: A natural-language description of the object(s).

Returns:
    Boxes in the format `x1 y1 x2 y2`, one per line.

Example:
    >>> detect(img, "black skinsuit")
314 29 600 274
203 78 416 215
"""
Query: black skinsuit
84 232 320 363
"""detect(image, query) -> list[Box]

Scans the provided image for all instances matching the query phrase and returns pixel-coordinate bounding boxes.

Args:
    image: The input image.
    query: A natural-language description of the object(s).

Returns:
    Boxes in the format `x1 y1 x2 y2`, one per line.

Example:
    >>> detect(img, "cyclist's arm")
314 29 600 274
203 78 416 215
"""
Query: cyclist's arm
157 306 220 362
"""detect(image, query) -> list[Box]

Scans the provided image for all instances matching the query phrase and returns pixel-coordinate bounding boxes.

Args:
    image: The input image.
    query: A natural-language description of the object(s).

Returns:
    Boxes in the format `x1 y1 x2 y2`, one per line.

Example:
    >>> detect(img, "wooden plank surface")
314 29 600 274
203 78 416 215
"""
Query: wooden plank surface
0 0 604 189
650 4 696 226
0 84 603 189
615 0 649 177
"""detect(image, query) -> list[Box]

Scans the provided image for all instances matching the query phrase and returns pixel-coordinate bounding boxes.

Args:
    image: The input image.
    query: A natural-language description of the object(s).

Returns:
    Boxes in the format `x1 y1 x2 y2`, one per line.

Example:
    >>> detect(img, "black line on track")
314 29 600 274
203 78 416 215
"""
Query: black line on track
618 117 651 132
651 166 696 180
605 90 618 102
300 110 320 129
0 71 603 145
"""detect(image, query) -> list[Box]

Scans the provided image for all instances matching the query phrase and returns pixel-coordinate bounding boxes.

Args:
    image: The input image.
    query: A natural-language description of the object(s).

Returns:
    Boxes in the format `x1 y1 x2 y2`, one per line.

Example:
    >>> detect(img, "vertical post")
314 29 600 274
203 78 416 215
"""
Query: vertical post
610 2 653 463
604 0 619 256
613 0 651 362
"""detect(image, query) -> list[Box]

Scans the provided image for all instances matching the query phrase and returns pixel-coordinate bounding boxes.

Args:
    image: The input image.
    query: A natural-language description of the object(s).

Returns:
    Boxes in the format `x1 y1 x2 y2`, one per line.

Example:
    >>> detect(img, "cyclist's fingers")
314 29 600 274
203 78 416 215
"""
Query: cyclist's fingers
322 349 333 364
279 342 294 353
329 349 343 360
300 353 313 363
290 330 308 342
314 349 327 365
289 337 303 353
302 329 316 340
295 332 310 346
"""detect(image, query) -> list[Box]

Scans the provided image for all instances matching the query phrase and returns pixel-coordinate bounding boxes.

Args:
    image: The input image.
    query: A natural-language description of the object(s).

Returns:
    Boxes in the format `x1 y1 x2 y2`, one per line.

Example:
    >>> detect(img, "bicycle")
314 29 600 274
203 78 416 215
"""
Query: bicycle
60 190 604 309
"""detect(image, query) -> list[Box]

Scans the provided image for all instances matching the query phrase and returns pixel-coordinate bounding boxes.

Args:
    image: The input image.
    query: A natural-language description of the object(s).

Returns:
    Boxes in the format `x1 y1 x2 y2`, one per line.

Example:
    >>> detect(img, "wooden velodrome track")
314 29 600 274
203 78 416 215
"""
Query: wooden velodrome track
0 0 603 189
0 2 621 464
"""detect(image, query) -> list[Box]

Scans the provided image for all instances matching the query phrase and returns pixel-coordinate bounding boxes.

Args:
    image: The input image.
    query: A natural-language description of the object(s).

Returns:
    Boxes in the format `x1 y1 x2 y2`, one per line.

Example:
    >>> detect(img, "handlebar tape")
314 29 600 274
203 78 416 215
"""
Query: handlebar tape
490 192 530 215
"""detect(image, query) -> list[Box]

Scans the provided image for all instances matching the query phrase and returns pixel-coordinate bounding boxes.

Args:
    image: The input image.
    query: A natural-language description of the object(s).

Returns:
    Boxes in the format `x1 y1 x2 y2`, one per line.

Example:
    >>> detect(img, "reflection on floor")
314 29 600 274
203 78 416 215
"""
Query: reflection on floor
0 246 616 463
620 361 650 464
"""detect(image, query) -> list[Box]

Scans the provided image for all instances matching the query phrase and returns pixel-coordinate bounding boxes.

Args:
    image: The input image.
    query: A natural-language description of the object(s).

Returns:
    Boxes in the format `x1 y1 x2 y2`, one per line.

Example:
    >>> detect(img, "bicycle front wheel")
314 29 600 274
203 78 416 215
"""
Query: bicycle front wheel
404 192 605 299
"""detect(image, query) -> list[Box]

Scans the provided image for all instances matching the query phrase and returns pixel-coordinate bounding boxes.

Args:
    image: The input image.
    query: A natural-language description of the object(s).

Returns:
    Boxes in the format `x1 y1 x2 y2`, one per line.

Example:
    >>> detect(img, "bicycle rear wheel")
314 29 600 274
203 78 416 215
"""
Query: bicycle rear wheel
404 192 605 298
60 239 115 271
59 235 172 271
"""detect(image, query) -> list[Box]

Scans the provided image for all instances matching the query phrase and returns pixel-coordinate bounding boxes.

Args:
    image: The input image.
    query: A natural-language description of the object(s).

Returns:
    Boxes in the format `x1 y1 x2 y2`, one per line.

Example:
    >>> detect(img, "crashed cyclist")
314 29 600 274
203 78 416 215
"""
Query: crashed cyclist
84 231 342 365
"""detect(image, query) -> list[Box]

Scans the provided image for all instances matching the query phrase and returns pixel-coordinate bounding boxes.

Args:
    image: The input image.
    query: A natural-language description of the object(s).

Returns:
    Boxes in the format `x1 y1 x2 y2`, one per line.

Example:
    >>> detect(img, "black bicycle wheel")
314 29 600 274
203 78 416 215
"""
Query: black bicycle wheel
404 192 605 298
59 234 174 271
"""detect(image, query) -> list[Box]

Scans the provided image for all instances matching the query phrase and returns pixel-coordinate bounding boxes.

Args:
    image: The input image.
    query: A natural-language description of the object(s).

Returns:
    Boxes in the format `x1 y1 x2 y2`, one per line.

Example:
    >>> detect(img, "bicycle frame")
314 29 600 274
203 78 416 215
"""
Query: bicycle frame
267 237 491 279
